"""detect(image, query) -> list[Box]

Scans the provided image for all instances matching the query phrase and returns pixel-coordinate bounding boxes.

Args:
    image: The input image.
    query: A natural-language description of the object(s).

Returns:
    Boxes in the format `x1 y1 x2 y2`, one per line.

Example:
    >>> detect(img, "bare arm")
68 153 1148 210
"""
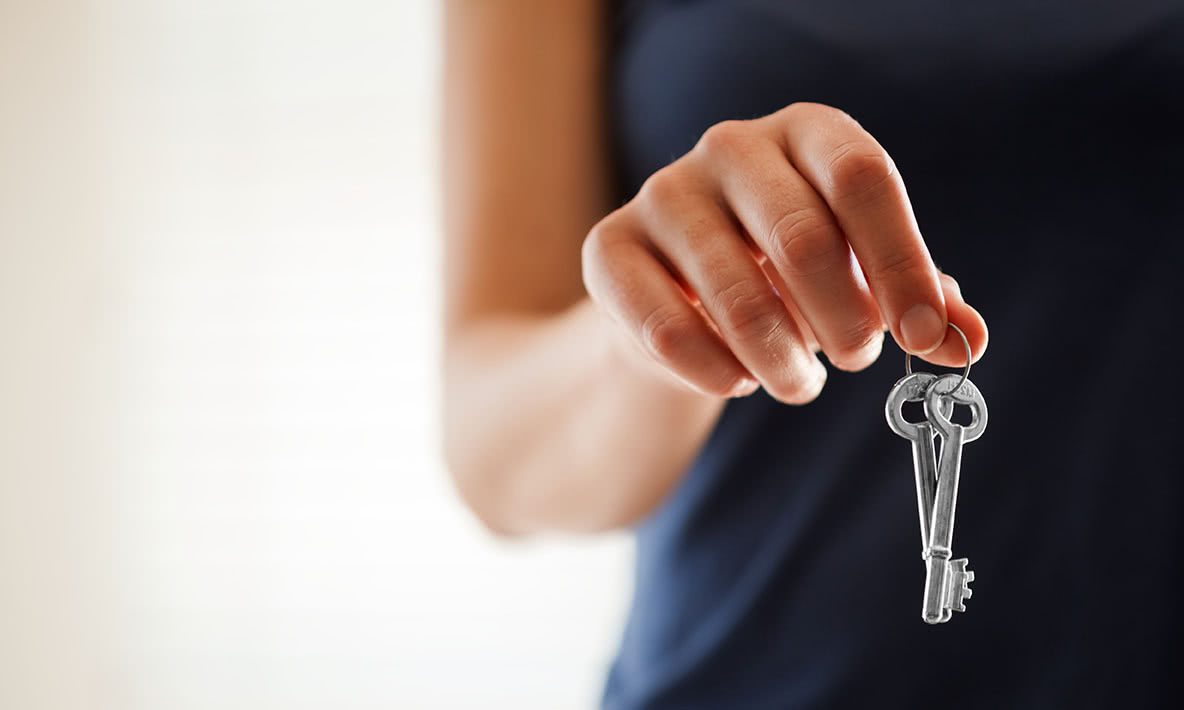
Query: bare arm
442 1 989 536
442 0 724 535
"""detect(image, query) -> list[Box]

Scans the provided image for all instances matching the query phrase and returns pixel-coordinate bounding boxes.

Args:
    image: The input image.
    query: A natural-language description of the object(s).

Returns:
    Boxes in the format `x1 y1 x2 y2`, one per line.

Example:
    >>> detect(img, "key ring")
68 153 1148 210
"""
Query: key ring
904 322 971 396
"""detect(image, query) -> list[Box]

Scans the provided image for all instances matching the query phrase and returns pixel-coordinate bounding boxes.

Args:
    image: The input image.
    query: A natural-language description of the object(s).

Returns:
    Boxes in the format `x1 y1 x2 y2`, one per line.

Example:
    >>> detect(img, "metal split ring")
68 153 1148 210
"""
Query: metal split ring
904 322 971 395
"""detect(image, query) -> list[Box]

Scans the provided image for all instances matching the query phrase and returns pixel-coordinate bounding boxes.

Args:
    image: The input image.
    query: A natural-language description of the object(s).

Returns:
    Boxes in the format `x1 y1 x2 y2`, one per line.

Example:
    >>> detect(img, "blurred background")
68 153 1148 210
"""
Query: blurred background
0 2 631 708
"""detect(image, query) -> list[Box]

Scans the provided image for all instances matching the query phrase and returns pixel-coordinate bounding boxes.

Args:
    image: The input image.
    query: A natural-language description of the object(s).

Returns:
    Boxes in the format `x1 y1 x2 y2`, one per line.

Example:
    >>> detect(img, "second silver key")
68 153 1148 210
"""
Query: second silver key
921 373 988 624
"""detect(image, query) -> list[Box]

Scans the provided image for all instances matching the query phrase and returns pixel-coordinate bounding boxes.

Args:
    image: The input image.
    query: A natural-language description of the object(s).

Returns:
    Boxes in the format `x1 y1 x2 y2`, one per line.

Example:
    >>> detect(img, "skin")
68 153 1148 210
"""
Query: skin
442 0 988 536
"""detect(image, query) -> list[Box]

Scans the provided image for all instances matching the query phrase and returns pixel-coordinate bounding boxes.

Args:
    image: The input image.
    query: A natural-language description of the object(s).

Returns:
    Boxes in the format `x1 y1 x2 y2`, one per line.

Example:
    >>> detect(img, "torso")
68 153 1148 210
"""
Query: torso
606 1 1184 707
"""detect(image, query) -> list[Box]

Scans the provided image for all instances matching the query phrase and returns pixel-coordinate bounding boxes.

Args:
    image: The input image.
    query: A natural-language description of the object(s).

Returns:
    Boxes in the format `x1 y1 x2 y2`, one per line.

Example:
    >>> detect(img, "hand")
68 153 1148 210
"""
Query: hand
582 102 988 403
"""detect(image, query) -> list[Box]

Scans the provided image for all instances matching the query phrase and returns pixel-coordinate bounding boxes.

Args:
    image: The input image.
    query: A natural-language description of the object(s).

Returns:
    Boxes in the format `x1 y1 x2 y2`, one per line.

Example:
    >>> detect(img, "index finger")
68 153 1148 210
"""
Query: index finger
771 103 948 355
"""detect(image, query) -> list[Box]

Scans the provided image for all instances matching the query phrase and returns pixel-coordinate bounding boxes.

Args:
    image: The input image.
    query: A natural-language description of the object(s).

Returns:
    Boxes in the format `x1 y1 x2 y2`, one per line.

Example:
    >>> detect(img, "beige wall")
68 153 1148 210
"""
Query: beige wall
2 4 116 707
0 3 630 708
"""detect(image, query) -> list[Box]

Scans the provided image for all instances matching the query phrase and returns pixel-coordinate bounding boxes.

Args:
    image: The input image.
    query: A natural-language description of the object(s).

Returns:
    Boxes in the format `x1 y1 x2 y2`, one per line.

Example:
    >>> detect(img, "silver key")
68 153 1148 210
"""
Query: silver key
921 373 988 624
884 372 952 554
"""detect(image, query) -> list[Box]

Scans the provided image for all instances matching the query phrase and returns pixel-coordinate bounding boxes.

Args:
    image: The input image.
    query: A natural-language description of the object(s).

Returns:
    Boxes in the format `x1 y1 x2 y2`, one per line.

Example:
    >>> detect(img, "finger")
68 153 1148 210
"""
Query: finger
582 223 757 398
636 171 828 403
759 260 821 354
919 272 989 367
774 103 948 356
696 123 884 371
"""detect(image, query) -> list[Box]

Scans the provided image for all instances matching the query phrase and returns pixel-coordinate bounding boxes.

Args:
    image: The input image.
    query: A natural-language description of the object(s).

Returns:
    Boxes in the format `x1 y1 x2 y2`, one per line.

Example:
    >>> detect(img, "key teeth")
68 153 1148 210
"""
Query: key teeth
946 558 974 613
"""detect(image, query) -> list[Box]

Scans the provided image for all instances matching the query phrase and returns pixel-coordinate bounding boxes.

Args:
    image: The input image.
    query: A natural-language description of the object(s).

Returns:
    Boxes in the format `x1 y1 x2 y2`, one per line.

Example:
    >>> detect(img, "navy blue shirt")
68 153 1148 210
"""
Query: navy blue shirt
604 2 1184 708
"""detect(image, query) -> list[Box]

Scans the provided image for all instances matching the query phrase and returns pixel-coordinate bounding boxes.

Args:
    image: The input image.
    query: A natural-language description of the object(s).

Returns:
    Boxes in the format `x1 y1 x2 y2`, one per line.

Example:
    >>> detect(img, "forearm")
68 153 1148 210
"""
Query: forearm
443 298 725 535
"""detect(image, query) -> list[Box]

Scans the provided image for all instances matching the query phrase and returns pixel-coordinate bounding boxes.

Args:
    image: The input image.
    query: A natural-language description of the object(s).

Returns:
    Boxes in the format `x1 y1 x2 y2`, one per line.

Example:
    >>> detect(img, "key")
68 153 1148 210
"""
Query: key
885 372 952 553
921 373 988 624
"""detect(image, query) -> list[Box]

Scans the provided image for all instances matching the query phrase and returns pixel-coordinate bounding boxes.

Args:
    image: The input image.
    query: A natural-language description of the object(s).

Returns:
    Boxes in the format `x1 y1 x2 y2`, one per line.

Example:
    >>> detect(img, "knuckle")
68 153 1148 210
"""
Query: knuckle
580 227 607 287
640 305 695 363
581 221 608 264
580 219 624 288
711 281 784 345
869 248 929 282
780 102 858 133
637 166 686 207
581 215 647 306
780 101 813 119
695 119 754 159
782 101 842 121
826 143 897 204
767 207 840 278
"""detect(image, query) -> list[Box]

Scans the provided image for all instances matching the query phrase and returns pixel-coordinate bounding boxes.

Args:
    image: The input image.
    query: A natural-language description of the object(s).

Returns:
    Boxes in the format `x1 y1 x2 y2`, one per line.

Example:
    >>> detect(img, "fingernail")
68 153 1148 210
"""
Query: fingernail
899 304 945 354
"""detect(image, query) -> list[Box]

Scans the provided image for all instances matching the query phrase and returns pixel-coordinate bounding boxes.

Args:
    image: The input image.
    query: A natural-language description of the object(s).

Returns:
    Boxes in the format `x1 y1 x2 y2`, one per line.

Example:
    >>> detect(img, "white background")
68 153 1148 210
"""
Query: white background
0 2 633 708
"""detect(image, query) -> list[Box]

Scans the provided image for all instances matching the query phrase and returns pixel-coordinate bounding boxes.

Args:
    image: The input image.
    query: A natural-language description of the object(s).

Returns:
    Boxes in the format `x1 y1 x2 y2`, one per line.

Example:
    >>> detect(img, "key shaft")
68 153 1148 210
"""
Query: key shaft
922 423 965 623
884 373 950 553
